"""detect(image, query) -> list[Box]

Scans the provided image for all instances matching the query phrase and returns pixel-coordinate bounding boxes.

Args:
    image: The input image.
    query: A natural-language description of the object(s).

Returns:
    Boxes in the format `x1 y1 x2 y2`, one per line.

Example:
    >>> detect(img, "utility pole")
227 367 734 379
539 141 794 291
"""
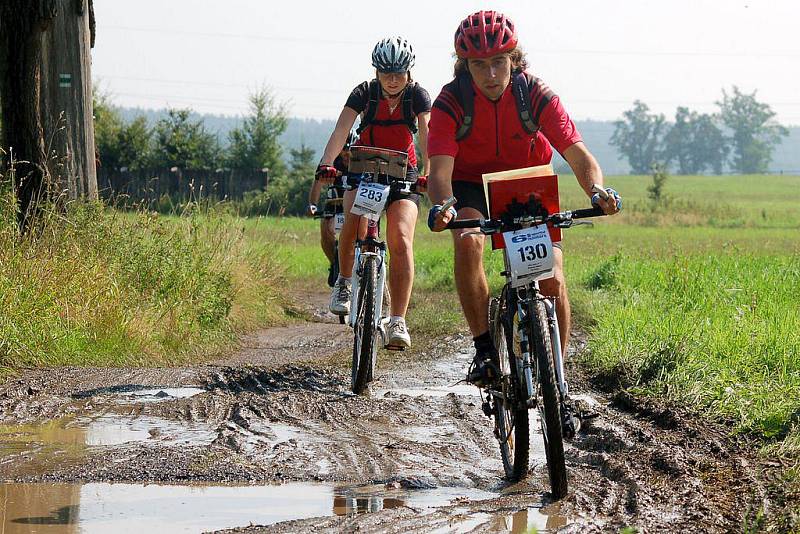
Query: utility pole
0 0 97 231
40 0 98 200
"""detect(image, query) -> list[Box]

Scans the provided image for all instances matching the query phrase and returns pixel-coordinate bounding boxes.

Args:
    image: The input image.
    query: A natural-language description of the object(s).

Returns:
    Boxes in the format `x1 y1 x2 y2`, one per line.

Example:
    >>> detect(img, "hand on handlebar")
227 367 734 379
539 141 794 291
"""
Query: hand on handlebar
306 204 318 217
315 164 339 184
427 196 457 232
591 184 622 215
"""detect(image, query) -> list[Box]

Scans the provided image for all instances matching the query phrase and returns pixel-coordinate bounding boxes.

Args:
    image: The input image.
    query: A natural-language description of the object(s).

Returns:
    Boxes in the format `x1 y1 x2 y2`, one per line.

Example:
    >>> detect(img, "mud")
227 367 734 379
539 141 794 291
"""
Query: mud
0 291 795 533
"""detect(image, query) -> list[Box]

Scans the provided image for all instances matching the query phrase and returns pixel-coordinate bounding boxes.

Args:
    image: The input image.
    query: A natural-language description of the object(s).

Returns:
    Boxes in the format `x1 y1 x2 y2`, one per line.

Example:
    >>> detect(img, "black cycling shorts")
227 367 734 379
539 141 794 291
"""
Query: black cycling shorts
451 180 562 248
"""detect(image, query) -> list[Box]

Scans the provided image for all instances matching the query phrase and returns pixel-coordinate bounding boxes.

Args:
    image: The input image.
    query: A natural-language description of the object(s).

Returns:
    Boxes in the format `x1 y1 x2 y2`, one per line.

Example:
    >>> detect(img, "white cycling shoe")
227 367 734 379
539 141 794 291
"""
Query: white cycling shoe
385 318 411 349
329 278 351 316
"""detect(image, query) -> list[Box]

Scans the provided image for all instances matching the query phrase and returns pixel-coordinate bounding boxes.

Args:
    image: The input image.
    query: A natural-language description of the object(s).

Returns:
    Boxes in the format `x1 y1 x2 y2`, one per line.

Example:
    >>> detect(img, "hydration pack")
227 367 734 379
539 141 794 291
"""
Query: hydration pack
356 79 419 137
453 69 552 141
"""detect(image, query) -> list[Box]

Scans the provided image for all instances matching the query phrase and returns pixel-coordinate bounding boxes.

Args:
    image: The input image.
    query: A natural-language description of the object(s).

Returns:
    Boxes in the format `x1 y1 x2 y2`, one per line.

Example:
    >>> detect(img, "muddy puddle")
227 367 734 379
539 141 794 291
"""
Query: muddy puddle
0 481 504 534
0 412 215 463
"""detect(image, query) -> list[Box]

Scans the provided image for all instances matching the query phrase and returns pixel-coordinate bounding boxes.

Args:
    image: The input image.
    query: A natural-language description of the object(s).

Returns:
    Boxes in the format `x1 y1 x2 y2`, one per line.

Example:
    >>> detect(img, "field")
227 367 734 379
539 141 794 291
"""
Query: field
250 173 800 453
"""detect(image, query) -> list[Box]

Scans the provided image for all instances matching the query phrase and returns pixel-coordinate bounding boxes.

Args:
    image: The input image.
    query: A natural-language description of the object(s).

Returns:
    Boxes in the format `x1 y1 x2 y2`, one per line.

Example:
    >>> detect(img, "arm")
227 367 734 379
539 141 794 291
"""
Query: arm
563 142 619 215
320 107 359 166
427 155 457 231
416 111 431 176
307 178 323 216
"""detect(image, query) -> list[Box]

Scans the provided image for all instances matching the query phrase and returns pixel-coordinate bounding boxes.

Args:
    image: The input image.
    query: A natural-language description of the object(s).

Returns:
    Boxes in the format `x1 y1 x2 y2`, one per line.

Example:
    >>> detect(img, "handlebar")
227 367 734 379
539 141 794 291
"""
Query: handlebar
446 206 606 233
340 173 426 193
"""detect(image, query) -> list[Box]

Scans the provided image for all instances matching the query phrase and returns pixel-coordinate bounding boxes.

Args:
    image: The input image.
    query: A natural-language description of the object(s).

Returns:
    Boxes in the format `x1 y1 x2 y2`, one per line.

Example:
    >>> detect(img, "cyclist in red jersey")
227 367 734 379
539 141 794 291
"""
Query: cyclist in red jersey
427 11 621 387
316 36 432 349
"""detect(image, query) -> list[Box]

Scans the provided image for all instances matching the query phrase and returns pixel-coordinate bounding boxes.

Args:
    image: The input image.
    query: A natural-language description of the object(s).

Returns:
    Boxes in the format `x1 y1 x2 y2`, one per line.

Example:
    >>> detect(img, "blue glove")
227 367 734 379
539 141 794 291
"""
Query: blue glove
591 187 622 211
427 204 458 231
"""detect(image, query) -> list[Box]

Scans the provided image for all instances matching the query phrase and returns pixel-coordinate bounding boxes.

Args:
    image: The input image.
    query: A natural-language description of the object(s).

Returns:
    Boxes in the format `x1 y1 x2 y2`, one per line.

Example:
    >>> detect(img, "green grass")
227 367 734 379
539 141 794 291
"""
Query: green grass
0 196 287 371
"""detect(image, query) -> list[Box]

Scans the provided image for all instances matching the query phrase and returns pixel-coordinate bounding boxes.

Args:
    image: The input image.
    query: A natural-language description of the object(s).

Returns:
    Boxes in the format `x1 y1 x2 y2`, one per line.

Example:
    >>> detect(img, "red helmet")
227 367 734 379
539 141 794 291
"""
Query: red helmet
454 10 518 59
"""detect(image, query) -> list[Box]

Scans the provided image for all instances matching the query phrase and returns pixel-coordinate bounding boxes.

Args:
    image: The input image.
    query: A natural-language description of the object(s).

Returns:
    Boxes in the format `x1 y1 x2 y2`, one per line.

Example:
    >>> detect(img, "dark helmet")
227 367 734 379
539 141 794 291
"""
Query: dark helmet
371 36 415 73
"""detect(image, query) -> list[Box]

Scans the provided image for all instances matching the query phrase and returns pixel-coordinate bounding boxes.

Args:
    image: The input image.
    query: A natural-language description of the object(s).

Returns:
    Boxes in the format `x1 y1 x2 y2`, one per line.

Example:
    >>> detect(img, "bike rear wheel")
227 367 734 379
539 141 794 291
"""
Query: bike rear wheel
352 256 378 394
490 291 530 482
530 298 568 498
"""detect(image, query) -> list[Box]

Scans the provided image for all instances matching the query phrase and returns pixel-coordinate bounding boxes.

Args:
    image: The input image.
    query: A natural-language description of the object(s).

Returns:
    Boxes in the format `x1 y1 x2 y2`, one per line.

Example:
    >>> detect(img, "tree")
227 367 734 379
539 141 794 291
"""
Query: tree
152 108 220 170
717 86 788 174
663 107 728 174
610 100 667 174
227 87 288 175
268 143 316 215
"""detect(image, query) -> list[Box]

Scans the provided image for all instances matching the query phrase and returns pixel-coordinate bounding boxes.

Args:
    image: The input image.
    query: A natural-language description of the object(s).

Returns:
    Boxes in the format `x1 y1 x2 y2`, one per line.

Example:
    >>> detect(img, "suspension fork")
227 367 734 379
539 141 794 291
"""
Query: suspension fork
348 218 386 330
514 288 537 408
544 299 568 400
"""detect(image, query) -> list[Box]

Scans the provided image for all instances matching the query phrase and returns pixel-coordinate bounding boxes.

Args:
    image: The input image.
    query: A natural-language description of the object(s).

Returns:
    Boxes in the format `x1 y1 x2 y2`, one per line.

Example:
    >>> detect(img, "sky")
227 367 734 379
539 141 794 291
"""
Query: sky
92 0 800 125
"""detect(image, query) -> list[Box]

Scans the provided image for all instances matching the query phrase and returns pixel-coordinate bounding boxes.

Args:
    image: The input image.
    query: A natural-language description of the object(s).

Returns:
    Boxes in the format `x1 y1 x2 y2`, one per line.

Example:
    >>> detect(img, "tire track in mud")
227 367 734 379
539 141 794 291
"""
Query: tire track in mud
0 292 792 532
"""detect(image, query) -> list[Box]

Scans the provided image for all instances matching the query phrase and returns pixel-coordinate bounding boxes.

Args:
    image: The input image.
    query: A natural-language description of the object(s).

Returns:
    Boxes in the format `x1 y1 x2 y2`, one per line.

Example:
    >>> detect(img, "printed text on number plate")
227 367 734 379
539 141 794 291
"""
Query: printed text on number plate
351 182 390 221
504 225 555 287
334 212 345 233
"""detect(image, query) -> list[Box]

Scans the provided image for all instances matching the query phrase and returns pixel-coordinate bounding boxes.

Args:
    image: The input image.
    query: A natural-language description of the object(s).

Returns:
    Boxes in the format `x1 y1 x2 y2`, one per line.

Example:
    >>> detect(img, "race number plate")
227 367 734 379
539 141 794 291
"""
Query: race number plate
334 212 345 233
504 225 555 288
351 182 390 221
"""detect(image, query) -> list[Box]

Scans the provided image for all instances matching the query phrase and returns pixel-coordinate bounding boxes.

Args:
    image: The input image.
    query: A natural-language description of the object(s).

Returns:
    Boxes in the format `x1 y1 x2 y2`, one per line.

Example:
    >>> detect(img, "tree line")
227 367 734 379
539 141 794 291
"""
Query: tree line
94 86 318 214
611 86 789 175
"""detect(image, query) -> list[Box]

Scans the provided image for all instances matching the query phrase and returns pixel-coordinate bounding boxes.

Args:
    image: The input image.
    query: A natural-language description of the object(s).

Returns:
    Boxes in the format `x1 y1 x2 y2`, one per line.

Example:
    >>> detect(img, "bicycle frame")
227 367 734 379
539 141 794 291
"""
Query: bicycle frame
499 248 569 409
348 218 387 334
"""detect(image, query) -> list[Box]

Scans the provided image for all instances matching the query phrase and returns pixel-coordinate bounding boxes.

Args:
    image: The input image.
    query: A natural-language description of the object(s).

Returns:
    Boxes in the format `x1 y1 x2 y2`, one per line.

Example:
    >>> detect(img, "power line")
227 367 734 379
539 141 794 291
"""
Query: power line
104 24 800 58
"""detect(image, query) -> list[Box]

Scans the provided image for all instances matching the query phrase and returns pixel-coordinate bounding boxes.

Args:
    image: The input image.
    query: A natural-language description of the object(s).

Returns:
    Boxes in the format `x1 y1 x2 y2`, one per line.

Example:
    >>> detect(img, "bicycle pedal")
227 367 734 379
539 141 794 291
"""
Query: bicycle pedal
384 344 406 352
481 400 493 417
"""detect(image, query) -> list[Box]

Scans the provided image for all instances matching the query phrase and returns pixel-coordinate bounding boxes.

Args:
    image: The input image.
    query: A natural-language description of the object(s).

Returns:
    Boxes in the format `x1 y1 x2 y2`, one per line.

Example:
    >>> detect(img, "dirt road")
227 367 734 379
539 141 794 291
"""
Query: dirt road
0 292 789 533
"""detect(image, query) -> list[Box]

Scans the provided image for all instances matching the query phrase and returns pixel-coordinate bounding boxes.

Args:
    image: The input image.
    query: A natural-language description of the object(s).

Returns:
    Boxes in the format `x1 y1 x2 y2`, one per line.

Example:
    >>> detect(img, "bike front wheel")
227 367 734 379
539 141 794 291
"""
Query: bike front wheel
530 298 568 499
490 293 530 482
351 255 378 394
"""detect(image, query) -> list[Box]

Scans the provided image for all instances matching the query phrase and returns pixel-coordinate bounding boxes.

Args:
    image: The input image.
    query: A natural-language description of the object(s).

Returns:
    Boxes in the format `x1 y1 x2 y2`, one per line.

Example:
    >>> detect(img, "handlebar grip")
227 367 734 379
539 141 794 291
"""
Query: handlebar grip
446 218 482 229
571 207 606 219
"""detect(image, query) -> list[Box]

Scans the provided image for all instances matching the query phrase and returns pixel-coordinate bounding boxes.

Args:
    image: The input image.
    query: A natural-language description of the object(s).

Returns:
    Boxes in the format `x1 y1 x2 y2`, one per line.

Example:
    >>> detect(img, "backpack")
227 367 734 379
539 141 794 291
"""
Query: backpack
453 69 552 141
356 79 419 137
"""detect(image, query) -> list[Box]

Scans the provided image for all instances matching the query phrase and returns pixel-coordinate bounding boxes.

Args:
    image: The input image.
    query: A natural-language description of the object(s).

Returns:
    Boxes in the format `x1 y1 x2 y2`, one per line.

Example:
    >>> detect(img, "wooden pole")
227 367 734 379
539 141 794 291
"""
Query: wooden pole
40 0 97 200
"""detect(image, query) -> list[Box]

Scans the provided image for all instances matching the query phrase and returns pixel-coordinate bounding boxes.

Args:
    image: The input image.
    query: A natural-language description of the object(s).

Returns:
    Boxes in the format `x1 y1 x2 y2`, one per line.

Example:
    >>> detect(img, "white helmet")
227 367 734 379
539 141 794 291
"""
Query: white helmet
371 36 415 73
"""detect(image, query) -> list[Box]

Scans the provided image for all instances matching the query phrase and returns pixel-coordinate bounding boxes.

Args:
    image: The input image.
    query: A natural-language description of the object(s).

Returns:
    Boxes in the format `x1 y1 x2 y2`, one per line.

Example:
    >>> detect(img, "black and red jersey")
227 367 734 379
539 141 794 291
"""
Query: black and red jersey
428 73 582 184
345 81 431 167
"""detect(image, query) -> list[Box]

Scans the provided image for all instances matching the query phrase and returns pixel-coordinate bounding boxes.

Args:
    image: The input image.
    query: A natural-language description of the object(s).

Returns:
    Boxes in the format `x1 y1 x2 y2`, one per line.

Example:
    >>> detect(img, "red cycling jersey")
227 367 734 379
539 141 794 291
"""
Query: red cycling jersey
346 81 431 168
427 74 582 183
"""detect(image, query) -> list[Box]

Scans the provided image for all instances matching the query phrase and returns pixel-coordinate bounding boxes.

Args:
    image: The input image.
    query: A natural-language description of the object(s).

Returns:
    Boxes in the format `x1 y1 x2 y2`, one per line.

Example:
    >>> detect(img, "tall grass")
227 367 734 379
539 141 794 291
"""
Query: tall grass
0 175 286 371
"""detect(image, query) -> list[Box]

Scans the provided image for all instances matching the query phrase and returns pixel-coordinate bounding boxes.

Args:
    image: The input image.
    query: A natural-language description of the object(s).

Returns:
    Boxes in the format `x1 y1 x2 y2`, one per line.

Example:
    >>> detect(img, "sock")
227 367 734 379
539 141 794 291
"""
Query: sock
390 316 404 325
337 275 351 285
473 331 493 353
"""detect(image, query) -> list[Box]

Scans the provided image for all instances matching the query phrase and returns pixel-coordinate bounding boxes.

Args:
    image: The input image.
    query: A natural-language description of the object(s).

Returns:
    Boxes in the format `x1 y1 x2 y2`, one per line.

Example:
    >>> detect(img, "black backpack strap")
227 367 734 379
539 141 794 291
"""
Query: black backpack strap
356 79 380 136
401 81 418 134
454 73 474 141
512 70 538 135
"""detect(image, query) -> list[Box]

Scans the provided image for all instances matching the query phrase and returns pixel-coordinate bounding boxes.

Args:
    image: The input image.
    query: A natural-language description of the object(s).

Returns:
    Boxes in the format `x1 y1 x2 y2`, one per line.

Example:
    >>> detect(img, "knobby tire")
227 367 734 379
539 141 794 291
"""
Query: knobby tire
491 291 530 482
352 255 377 394
530 298 568 499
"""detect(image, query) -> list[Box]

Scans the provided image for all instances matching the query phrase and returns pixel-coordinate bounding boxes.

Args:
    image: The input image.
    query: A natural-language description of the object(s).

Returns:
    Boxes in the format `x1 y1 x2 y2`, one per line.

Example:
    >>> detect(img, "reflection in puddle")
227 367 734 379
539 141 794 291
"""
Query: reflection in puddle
0 482 495 534
437 506 568 534
0 414 215 462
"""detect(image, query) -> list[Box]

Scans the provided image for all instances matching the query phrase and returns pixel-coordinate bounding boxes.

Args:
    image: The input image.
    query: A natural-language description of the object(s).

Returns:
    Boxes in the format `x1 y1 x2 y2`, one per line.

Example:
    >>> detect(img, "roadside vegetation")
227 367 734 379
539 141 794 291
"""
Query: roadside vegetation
0 180 287 372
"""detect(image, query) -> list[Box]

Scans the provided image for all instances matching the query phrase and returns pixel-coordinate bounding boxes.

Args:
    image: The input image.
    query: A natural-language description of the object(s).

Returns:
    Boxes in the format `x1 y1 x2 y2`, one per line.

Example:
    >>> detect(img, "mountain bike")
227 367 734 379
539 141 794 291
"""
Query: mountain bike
447 195 606 498
343 147 424 395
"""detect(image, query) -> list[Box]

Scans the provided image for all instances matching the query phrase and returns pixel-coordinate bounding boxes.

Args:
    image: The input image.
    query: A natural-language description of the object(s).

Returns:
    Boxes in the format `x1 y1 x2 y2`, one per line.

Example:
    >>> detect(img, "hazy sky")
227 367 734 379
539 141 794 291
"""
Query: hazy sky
92 0 800 125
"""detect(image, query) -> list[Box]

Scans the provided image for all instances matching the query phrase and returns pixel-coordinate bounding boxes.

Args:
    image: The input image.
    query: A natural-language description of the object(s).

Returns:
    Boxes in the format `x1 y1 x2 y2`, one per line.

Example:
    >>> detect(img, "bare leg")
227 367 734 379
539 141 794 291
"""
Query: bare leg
320 217 336 264
451 207 489 336
384 199 418 318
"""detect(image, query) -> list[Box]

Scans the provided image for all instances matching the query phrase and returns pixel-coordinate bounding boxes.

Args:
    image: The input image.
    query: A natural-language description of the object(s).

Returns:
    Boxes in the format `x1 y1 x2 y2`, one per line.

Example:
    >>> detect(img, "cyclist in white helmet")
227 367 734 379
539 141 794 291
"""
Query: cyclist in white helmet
316 36 431 349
